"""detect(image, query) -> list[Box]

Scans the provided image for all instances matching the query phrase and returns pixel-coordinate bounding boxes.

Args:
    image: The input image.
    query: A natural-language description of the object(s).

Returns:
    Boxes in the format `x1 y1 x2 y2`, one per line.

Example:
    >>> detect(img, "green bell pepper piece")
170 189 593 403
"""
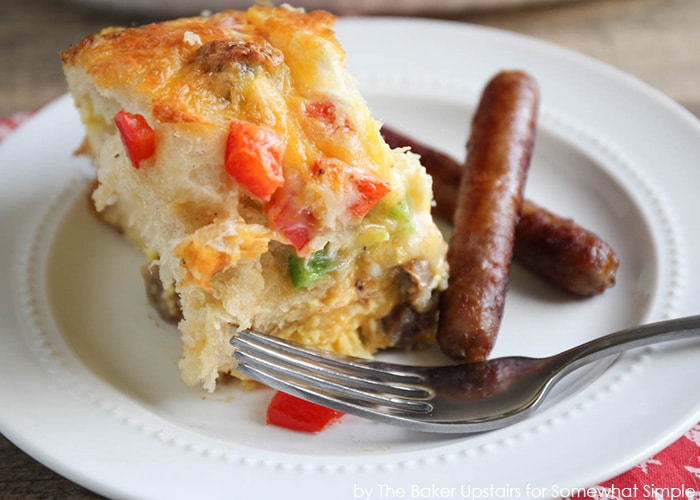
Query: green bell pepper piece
288 247 338 289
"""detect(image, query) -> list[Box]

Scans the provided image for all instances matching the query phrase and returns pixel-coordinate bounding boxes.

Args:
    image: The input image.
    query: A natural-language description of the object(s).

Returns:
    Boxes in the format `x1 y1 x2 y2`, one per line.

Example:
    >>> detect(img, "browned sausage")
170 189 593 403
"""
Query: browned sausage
514 200 619 296
380 129 619 297
437 70 539 362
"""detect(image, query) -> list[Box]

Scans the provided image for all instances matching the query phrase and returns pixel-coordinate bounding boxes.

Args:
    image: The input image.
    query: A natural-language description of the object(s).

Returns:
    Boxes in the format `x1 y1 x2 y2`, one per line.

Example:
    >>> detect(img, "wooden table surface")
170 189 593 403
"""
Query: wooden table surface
1 0 699 497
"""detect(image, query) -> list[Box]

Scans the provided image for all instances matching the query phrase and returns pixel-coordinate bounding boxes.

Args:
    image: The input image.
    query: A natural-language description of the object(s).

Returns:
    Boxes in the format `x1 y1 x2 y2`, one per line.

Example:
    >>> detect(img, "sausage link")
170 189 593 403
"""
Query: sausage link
514 200 619 296
380 129 619 296
437 70 539 362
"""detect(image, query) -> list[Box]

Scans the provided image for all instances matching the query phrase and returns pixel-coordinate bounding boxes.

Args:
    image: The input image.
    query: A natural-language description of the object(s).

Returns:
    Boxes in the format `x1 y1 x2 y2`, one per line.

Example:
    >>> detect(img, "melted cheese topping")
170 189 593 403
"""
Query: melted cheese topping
63 6 393 256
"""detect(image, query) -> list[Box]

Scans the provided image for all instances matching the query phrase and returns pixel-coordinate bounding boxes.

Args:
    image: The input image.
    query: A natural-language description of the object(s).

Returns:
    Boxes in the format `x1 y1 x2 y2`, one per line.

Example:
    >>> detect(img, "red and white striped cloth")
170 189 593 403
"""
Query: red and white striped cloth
2 110 699 499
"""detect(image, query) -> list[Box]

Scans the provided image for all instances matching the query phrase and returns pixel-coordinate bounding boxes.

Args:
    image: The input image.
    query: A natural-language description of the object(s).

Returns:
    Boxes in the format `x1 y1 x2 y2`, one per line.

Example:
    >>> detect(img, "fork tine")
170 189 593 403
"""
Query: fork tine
235 360 438 430
232 332 434 413
233 330 425 383
233 335 432 401
234 348 433 413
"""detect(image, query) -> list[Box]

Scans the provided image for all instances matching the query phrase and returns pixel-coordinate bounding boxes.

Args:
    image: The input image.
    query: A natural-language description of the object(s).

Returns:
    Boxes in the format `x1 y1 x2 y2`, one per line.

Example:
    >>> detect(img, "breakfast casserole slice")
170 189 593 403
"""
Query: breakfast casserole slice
61 5 448 391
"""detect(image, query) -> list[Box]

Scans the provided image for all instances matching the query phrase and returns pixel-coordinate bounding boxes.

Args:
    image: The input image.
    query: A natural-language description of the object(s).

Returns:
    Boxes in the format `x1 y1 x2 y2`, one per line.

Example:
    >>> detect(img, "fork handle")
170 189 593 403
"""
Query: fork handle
557 314 700 371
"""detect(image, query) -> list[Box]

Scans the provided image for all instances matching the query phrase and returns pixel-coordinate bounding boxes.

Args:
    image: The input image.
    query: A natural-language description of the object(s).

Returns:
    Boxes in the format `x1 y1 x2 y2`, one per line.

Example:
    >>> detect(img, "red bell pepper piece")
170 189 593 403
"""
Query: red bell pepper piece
271 205 316 252
114 109 156 169
266 186 318 252
225 120 285 202
305 100 337 125
349 175 391 218
304 99 352 132
267 391 344 433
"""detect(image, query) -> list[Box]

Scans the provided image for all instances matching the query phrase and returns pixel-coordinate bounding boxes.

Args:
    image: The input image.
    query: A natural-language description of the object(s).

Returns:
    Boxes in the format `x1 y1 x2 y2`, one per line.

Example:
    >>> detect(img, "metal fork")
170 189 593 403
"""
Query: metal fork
231 315 700 433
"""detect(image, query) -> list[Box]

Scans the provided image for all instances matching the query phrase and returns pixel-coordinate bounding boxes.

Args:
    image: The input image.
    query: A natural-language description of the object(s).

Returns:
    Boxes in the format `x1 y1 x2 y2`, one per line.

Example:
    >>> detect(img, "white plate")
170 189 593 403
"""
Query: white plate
2 17 700 499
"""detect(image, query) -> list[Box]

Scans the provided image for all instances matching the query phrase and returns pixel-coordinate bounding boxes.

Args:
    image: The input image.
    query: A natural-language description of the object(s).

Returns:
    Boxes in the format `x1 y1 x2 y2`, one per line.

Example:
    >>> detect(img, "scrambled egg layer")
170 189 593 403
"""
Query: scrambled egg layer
62 5 448 391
